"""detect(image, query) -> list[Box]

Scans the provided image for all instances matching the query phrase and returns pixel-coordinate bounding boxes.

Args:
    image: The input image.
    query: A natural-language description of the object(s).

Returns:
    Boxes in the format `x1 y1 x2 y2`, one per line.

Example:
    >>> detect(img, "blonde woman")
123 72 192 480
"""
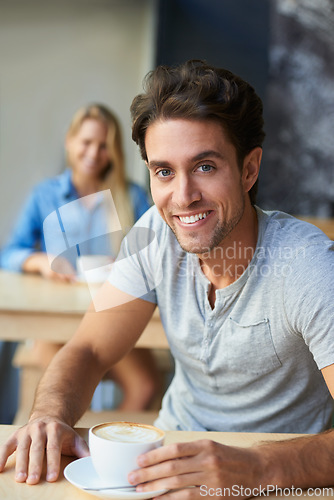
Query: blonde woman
1 104 159 411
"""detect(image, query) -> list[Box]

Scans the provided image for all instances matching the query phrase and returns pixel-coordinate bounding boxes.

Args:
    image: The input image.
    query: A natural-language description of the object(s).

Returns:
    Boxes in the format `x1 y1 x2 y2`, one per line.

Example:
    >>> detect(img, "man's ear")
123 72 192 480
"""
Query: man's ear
242 147 262 193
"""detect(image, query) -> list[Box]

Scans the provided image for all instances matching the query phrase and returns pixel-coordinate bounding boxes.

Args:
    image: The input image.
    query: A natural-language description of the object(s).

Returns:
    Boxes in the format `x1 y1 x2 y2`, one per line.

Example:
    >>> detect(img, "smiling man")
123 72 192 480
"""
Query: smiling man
144 118 260 293
1 60 334 497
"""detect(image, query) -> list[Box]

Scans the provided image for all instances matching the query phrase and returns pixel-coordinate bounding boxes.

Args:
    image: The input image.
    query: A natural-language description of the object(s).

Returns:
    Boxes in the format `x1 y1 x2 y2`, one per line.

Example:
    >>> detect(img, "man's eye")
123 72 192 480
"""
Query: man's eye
198 164 213 172
157 169 172 178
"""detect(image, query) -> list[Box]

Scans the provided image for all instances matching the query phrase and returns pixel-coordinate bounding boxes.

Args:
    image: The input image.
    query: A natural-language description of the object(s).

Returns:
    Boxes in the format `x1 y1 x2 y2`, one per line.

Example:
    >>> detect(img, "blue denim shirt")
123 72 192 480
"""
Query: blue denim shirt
1 169 151 271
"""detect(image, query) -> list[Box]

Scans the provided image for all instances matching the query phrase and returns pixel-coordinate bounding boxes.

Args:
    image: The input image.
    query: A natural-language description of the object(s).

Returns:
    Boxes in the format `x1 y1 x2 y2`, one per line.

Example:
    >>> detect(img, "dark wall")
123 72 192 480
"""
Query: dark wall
155 0 334 217
156 0 270 100
259 1 334 216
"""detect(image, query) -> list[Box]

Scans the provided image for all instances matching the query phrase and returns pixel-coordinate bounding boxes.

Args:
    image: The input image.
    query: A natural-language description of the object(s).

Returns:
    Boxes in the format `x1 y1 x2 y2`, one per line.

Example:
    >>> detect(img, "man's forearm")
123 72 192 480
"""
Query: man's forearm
259 429 334 489
30 342 102 426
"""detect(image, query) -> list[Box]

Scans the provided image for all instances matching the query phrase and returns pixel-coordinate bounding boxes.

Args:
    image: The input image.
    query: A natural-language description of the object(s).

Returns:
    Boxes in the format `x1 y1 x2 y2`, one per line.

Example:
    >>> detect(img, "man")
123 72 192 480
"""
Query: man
1 60 333 497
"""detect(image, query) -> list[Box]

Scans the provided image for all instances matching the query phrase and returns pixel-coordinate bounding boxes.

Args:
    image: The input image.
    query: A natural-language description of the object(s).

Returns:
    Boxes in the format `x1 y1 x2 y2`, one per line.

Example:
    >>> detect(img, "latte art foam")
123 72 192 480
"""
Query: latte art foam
94 423 162 443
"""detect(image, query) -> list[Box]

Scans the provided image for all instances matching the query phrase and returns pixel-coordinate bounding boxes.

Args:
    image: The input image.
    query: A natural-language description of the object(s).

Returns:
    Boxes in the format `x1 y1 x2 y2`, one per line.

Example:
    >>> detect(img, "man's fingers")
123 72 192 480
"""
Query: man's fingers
70 434 90 459
15 434 34 483
45 425 64 482
44 427 89 482
0 420 86 485
130 441 205 486
0 437 18 472
44 424 88 482
138 441 200 468
131 440 226 493
26 424 49 485
130 454 202 488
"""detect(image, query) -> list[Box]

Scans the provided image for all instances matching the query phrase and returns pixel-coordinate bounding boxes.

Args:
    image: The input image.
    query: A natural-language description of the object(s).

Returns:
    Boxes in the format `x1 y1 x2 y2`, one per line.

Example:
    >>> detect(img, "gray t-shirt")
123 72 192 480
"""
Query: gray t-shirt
109 206 334 434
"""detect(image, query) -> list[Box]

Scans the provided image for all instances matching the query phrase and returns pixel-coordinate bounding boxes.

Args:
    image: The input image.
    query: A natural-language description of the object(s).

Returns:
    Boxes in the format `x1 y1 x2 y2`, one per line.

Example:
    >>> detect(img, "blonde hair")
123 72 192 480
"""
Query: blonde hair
67 104 134 253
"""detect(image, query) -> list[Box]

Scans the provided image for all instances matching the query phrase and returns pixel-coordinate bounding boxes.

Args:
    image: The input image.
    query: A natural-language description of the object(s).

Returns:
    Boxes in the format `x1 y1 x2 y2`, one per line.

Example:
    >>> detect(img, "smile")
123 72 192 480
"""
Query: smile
178 211 211 224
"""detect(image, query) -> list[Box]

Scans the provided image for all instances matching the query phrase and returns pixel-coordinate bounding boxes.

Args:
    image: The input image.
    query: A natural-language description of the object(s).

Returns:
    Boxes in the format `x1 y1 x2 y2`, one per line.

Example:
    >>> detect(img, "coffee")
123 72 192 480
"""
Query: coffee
89 421 165 487
93 422 163 444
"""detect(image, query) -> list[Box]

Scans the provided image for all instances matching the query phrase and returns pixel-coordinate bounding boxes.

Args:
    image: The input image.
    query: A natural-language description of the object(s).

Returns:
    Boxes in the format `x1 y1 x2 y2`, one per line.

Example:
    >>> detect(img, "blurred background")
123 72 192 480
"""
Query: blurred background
1 0 334 246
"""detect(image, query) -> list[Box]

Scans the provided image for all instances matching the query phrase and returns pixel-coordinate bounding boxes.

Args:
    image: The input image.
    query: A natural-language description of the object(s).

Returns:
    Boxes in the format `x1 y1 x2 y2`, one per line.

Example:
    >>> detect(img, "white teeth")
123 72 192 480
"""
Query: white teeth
179 212 209 224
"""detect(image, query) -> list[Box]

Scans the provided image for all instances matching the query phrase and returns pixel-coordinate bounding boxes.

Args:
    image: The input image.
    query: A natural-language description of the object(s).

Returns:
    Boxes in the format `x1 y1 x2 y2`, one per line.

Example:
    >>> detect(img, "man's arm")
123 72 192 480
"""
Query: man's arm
128 365 334 498
0 281 156 484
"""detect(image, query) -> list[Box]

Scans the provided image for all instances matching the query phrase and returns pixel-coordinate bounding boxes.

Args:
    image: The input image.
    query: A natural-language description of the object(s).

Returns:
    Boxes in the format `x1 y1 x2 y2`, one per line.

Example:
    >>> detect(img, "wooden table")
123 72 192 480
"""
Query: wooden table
0 270 169 425
1 216 333 342
0 425 333 499
0 270 168 348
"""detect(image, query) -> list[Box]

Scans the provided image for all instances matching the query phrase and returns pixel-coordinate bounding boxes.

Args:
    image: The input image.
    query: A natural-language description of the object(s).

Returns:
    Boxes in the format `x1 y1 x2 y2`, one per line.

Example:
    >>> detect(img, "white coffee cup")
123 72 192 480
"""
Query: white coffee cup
89 421 165 487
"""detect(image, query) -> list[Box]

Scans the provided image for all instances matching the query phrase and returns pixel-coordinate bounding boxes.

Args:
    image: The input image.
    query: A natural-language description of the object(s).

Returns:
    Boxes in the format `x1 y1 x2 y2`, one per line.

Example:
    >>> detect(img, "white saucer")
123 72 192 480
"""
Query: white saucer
64 457 167 499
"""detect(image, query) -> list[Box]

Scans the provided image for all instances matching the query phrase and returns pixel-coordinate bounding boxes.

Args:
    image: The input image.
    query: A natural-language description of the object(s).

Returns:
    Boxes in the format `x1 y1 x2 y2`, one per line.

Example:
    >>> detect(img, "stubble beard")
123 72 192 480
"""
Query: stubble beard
169 197 245 255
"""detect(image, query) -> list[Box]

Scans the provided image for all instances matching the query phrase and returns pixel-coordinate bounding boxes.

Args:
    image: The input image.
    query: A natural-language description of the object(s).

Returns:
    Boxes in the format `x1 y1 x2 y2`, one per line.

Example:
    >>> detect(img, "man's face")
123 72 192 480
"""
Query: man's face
145 118 254 256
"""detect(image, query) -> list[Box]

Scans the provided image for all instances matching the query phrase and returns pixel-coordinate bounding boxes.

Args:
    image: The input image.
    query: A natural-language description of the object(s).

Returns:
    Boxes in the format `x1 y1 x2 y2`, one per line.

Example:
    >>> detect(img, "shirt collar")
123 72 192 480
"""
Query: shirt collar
59 168 79 201
59 169 106 211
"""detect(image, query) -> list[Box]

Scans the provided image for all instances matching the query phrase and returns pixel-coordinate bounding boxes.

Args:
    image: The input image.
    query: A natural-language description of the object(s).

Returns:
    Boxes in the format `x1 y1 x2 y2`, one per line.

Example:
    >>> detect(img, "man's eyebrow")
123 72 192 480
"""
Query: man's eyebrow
191 150 225 162
147 150 225 170
147 160 170 170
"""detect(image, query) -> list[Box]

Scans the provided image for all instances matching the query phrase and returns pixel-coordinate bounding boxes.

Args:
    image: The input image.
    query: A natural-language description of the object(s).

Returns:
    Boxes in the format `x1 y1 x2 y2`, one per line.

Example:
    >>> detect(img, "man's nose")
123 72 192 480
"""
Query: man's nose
172 175 201 207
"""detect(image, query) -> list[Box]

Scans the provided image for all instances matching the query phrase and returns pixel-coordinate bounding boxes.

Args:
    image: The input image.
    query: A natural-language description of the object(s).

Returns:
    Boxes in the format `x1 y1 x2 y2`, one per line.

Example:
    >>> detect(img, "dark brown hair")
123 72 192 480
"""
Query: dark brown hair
131 60 265 204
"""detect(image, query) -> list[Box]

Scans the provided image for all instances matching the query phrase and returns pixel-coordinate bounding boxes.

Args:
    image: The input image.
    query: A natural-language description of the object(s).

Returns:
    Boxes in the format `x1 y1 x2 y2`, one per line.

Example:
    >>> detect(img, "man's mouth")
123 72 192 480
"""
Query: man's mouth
178 211 211 224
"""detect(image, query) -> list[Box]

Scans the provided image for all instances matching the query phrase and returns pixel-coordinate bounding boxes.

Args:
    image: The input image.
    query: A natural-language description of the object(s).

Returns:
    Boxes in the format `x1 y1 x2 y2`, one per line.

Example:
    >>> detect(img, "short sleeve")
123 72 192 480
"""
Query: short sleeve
283 241 334 369
108 217 163 303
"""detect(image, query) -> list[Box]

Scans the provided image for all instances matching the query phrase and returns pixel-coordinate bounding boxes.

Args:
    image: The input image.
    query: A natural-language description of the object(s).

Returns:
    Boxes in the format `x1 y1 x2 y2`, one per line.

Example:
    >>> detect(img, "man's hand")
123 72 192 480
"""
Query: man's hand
0 417 89 484
128 439 264 499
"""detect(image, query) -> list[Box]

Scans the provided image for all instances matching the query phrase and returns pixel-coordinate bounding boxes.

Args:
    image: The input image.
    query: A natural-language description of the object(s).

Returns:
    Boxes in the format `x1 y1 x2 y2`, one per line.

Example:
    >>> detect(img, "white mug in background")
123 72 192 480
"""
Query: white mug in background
89 421 165 487
76 255 114 283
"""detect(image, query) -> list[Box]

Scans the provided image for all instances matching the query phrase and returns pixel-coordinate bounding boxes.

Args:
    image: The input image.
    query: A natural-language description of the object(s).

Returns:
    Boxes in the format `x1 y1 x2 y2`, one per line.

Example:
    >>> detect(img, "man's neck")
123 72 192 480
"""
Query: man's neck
199 204 258 306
